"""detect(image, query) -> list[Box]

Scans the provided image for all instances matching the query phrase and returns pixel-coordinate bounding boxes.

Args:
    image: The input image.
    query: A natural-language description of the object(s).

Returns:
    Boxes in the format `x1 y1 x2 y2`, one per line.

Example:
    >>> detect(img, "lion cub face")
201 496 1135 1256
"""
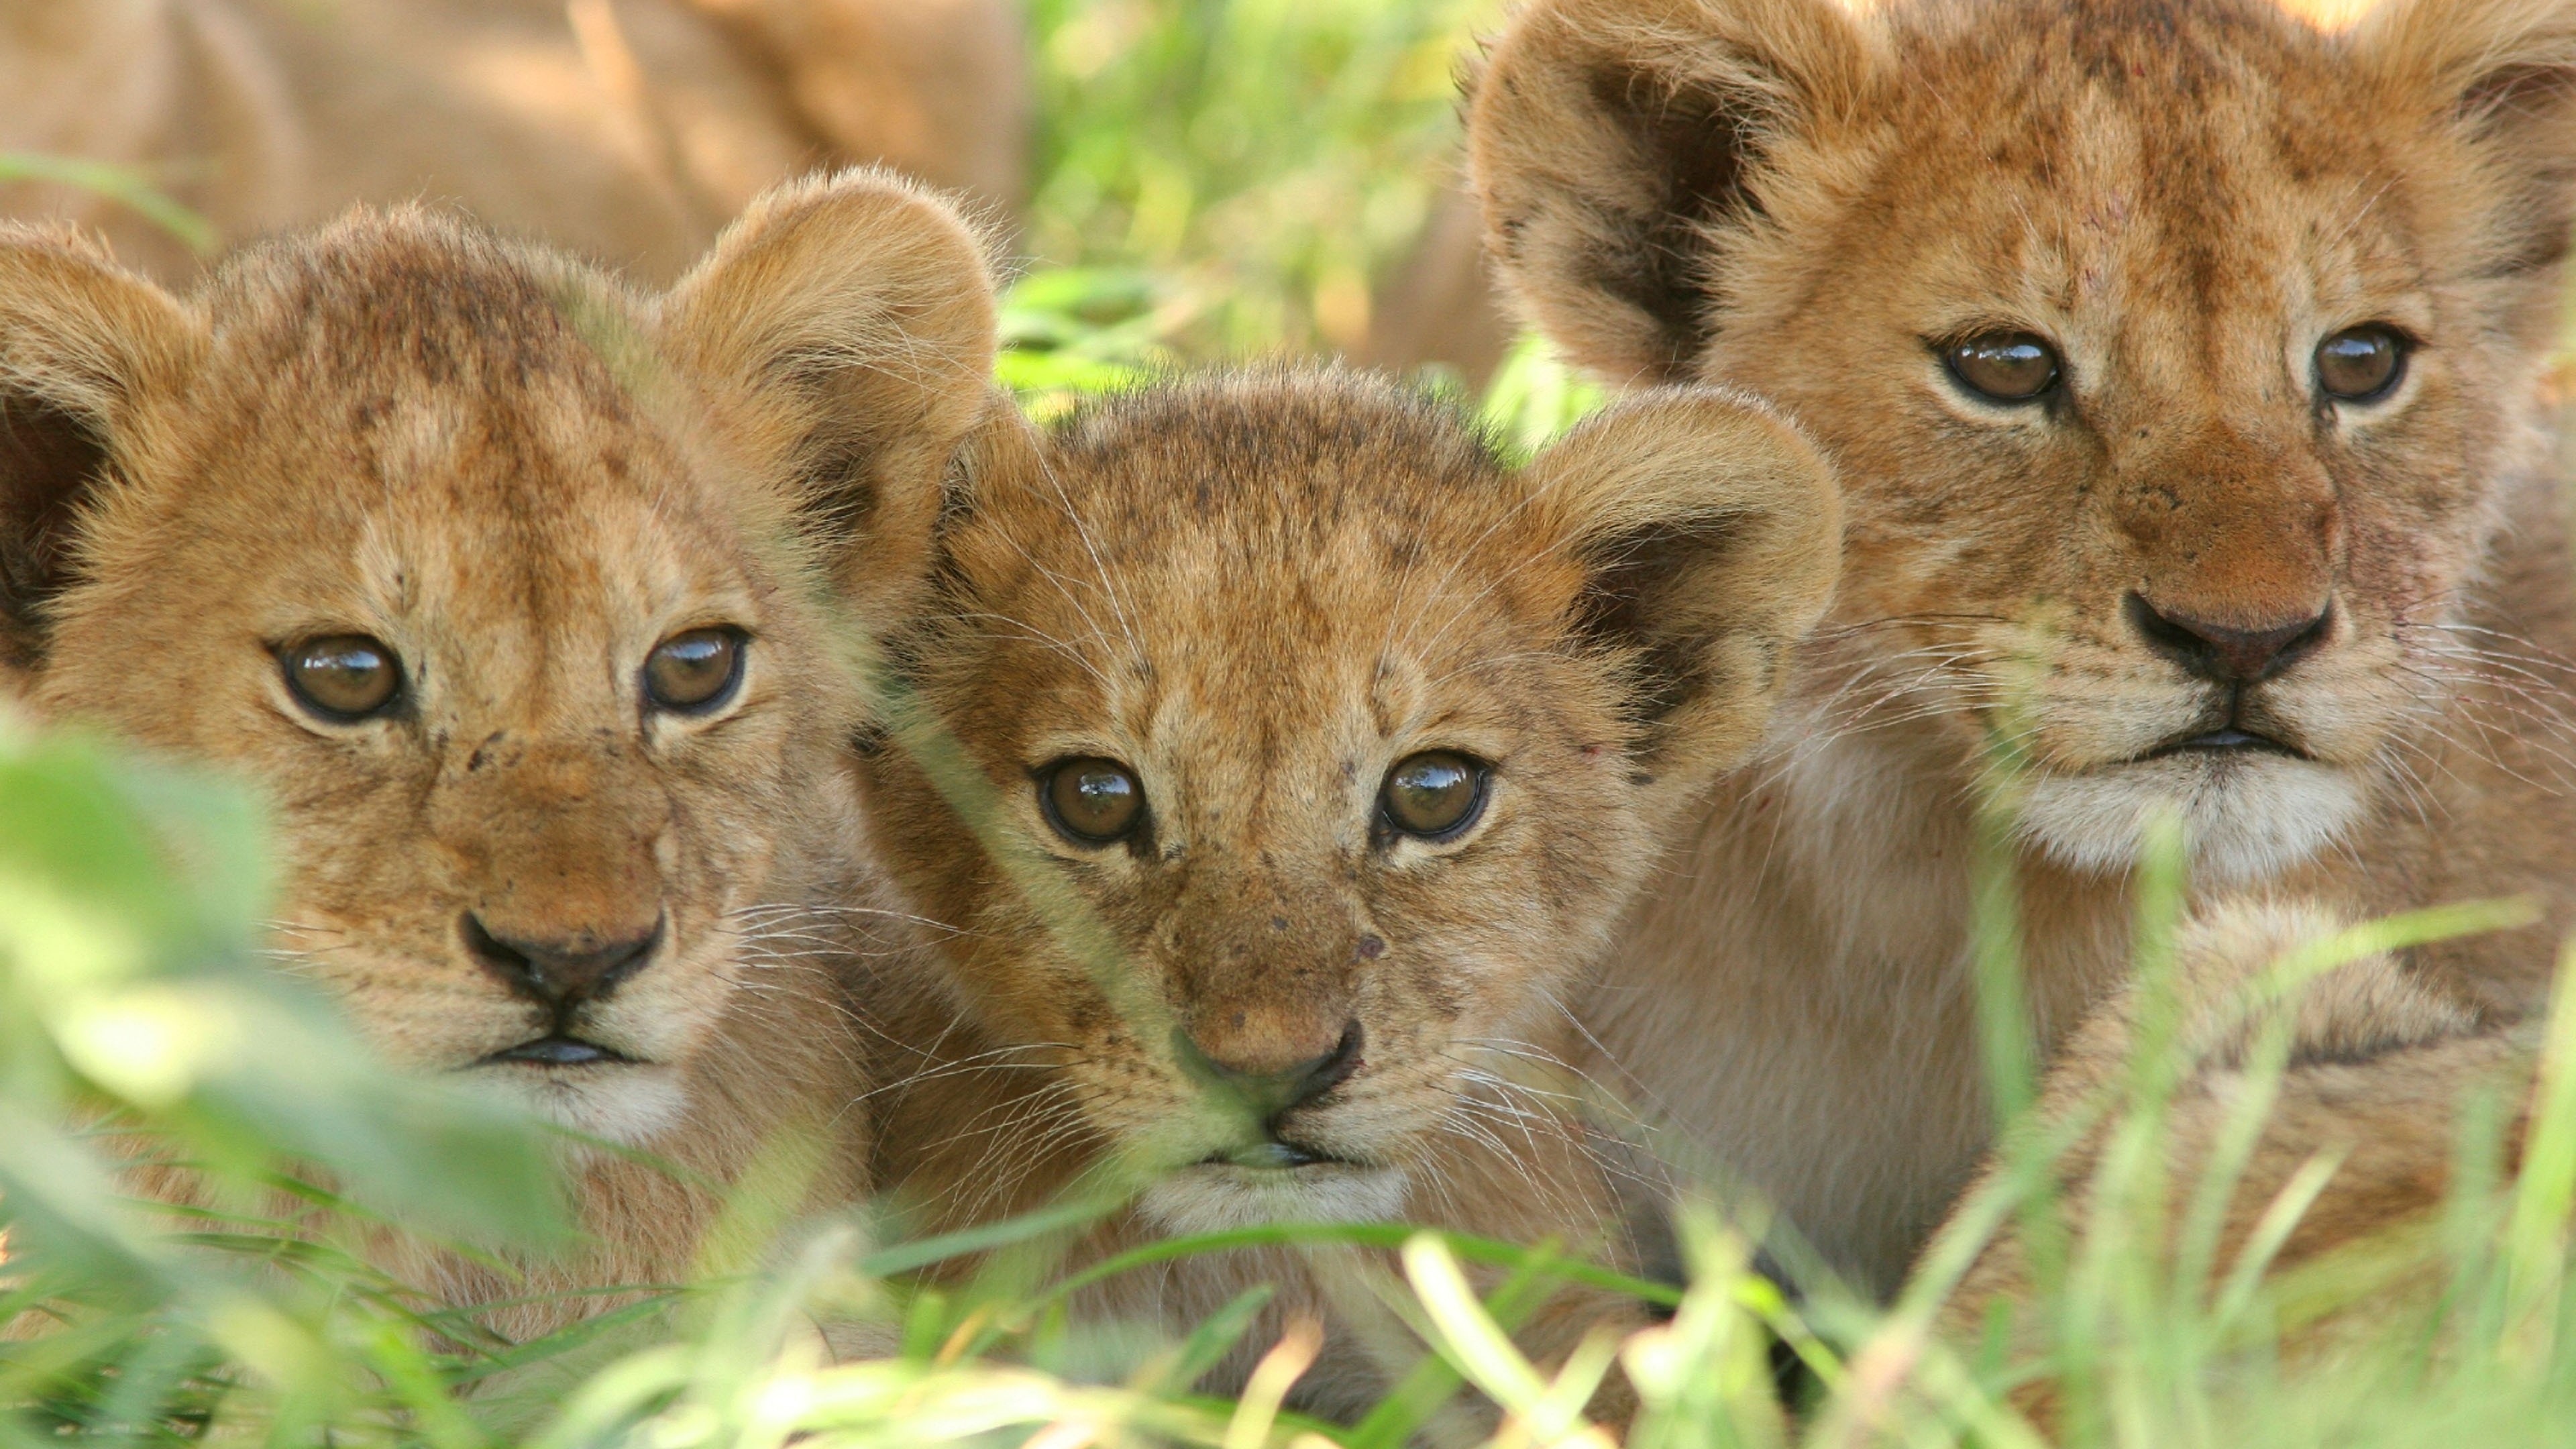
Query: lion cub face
0 175 995 1143
870 375 1835 1228
1473 0 2576 881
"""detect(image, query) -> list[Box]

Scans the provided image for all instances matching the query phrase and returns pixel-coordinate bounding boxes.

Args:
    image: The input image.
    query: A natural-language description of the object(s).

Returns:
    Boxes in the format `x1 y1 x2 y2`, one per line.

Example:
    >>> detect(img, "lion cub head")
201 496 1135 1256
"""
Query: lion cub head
867 373 1836 1229
0 172 995 1146
1472 0 2576 881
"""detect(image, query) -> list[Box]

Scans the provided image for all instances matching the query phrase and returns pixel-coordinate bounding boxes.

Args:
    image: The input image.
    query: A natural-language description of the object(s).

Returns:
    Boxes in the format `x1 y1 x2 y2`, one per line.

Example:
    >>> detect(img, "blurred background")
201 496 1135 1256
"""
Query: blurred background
1008 0 1512 391
0 0 1533 410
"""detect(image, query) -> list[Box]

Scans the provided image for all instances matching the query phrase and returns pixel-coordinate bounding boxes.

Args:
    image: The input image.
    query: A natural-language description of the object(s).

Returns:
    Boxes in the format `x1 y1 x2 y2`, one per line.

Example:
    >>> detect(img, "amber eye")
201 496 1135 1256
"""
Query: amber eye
2316 325 2408 403
280 635 402 720
644 627 746 712
1042 757 1144 845
1942 332 2063 404
1381 751 1489 841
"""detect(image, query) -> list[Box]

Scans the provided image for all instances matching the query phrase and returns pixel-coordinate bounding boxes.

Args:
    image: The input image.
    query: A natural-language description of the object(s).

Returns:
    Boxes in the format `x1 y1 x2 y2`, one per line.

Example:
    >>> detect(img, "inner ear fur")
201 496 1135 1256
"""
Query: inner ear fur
2360 0 2576 276
917 393 1044 600
657 168 1000 632
1534 386 1840 787
0 227 200 674
1466 0 1882 384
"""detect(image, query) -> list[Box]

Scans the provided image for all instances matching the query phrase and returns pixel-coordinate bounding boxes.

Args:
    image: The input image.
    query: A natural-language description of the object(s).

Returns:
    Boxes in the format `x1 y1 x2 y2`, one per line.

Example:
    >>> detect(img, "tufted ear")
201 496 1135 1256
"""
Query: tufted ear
657 168 999 633
0 226 201 676
2359 0 2576 277
1466 0 1880 384
1534 386 1839 789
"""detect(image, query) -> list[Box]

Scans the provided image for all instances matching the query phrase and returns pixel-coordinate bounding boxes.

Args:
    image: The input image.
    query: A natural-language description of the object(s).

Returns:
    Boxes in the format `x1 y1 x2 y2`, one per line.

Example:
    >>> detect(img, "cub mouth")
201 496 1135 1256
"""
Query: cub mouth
2139 726 2309 762
478 1034 641 1068
1199 1140 1358 1172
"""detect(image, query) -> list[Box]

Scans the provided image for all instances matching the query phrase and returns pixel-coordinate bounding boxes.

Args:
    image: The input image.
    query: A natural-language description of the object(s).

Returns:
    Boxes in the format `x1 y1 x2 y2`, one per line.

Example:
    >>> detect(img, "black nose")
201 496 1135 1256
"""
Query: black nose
463 914 661 1008
1181 1020 1366 1114
2124 594 2331 684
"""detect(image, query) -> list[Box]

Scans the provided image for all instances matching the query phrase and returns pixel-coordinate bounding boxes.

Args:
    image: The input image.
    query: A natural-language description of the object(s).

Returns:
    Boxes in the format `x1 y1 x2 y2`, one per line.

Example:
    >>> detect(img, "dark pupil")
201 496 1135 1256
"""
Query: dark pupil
2318 329 2398 399
1053 762 1138 839
1949 335 2059 401
1388 754 1476 834
291 638 394 714
650 631 734 705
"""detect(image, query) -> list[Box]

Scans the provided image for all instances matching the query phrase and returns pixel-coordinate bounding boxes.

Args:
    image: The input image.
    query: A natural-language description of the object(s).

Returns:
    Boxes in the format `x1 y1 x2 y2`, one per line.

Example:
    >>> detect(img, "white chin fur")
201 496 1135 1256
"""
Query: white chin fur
478 1064 689 1146
2015 753 2363 885
1140 1163 1411 1236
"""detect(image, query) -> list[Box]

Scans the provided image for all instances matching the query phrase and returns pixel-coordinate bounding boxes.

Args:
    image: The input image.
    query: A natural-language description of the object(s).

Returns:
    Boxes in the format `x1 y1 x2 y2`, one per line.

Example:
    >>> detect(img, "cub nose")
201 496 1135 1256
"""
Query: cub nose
2124 594 2332 684
1181 1019 1366 1113
463 912 662 1008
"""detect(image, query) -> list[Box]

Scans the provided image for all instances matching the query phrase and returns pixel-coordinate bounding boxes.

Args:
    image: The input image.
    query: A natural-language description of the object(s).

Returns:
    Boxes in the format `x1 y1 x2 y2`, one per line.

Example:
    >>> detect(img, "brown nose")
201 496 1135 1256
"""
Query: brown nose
1178 1019 1365 1114
2124 594 2332 684
464 913 662 1008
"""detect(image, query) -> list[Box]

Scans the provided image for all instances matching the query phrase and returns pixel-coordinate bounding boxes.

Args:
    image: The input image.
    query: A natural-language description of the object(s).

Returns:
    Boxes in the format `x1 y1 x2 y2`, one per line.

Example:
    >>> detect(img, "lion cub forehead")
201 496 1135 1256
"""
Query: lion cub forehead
1012 374 1558 591
173 213 762 581
941 375 1598 767
68 209 792 683
1882 4 2408 229
970 375 1582 665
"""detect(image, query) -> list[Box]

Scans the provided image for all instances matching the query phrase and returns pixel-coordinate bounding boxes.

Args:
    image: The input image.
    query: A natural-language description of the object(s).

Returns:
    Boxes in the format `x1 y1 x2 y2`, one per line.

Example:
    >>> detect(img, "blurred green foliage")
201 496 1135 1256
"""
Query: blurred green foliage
0 714 572 1448
1020 0 1495 358
998 0 1617 454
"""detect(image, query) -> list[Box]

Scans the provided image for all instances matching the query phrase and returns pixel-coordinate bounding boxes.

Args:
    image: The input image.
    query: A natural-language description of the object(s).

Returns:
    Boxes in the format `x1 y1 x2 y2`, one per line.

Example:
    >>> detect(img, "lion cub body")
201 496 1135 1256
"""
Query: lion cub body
0 0 1024 283
1470 0 2576 1291
0 172 997 1332
860 372 1837 1419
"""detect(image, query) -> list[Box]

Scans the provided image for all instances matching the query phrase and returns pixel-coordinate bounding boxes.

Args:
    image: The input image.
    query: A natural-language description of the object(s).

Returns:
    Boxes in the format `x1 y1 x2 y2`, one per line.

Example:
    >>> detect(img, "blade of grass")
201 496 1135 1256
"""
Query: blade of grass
0 154 216 255
2504 935 2576 1326
1041 1221 1679 1311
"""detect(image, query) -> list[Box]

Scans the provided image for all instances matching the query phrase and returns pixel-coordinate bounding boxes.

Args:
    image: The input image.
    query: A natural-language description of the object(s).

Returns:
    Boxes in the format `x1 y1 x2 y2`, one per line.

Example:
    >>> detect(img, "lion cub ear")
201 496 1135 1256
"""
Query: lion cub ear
2359 0 2576 277
1532 387 1840 789
0 227 202 676
657 168 999 629
1466 0 1882 384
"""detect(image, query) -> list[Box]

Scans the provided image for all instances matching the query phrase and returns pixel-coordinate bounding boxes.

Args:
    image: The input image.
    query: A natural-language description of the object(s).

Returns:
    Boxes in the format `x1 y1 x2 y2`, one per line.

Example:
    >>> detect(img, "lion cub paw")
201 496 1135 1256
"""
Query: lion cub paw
2157 898 2486 1075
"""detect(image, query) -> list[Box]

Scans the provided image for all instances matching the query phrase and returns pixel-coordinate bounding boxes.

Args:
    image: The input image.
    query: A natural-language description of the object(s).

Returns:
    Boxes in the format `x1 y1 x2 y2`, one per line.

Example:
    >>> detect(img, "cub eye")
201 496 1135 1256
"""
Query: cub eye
1042 757 1144 845
2316 325 2408 403
1381 751 1489 841
1942 331 2063 404
645 627 745 713
280 635 402 720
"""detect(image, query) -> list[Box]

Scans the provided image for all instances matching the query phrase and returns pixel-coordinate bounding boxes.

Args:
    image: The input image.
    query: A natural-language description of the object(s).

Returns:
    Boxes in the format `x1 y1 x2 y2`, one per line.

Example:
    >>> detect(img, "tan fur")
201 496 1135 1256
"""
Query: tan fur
1937 897 2529 1407
1467 0 2576 1291
857 372 1839 1421
0 0 1024 284
0 170 998 1337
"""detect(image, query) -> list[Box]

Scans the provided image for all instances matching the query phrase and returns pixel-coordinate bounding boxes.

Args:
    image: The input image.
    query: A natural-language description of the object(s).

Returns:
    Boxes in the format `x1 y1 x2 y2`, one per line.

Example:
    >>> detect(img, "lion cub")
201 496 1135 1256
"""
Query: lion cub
859 372 1839 1417
0 171 996 1333
1468 0 2576 1291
